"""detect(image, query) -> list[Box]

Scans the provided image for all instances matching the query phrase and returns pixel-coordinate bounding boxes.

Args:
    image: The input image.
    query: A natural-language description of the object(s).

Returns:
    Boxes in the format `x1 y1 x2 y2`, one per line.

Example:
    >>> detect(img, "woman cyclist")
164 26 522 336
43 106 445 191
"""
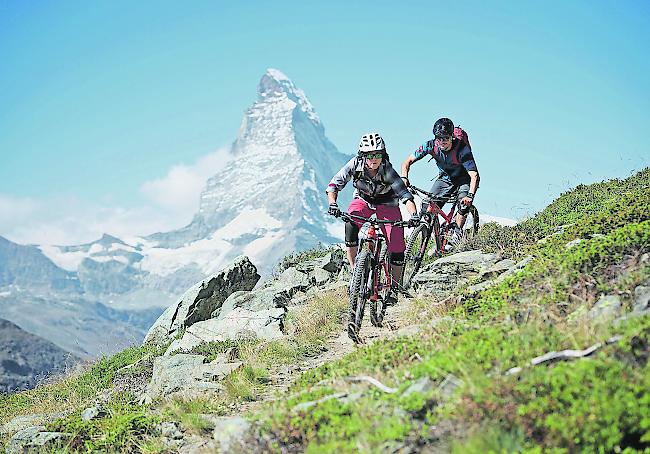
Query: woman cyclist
326 132 419 304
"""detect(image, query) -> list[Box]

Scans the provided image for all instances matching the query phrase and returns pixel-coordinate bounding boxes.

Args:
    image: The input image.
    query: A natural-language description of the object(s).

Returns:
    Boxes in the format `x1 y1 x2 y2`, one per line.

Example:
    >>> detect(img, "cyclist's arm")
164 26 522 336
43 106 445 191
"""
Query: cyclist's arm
401 140 435 181
459 146 480 197
468 170 480 197
326 157 357 198
405 199 418 215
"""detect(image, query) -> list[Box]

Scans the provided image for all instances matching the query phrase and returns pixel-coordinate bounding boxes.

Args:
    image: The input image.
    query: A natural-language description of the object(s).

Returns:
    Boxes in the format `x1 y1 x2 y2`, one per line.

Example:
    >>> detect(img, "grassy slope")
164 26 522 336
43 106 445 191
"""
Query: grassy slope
1 168 648 453
255 168 650 453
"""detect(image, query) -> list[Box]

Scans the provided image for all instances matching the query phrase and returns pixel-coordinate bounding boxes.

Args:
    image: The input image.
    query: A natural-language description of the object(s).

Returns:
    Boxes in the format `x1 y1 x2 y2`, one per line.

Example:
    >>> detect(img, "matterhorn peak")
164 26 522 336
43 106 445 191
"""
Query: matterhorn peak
148 68 351 276
256 68 320 125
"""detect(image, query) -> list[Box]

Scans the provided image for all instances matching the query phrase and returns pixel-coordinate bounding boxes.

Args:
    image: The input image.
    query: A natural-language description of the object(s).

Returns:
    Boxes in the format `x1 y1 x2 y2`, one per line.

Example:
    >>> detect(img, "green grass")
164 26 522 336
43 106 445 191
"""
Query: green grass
253 168 650 453
0 342 166 427
46 392 160 453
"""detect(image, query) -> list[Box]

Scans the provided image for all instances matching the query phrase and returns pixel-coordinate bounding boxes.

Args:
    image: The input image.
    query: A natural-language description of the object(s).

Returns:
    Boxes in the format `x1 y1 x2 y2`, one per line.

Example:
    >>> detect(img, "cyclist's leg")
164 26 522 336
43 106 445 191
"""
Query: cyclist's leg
344 222 359 267
428 178 455 214
346 198 374 267
454 183 471 228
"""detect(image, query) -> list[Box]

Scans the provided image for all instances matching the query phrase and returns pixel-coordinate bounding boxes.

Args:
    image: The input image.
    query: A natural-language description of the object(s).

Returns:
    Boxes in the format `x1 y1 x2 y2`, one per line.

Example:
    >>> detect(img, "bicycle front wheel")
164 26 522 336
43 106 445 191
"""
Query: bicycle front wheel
348 249 370 343
370 245 388 327
403 223 430 289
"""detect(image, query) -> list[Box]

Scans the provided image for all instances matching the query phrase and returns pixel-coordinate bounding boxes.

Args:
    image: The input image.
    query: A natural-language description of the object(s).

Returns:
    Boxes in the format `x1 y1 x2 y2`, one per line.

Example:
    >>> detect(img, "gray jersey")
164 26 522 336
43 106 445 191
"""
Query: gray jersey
327 157 414 206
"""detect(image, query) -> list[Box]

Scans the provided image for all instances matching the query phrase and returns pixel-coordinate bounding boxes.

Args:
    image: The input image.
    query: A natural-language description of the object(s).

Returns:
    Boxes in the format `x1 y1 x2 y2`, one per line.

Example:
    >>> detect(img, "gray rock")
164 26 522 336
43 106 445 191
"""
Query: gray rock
159 421 183 440
429 250 498 268
337 263 352 282
565 238 584 248
633 283 650 313
311 267 332 286
481 259 516 279
212 416 251 453
587 295 623 322
395 324 424 337
467 281 492 293
143 353 242 403
319 250 345 273
412 250 499 296
215 267 310 316
81 405 104 422
1 412 69 436
214 291 263 316
144 256 260 344
437 374 462 402
166 307 285 354
6 426 70 454
492 255 534 284
402 376 435 397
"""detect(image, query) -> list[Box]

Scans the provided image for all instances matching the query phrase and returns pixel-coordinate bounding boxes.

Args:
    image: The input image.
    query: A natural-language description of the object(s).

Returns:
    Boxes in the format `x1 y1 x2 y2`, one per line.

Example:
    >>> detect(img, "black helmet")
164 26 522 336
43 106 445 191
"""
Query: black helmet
432 118 454 137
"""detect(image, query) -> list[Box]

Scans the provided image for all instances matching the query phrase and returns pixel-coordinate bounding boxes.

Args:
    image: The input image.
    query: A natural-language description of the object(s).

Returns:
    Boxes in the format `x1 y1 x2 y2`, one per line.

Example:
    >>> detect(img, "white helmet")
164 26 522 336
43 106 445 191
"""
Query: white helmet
358 133 386 155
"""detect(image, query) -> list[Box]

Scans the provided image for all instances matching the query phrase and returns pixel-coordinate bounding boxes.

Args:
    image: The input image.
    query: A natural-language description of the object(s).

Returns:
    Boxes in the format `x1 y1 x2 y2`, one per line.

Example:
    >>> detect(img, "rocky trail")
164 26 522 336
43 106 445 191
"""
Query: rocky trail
237 295 419 417
3 248 528 453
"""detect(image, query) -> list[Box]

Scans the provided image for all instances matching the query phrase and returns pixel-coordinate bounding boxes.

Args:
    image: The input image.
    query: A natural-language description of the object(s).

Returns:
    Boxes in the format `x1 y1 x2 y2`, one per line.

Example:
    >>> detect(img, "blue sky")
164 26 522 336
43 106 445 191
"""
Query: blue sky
1 1 648 244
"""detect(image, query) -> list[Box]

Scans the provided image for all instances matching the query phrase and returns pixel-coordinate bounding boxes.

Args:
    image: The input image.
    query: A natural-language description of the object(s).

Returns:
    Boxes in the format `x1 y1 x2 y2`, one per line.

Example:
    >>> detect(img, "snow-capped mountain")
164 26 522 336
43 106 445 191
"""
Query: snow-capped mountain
143 68 351 277
0 69 352 357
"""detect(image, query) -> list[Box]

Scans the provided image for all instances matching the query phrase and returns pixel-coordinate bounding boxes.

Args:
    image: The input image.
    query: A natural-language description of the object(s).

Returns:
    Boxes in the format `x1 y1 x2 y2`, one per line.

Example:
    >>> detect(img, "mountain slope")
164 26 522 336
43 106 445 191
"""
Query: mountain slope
2 168 648 452
0 318 78 393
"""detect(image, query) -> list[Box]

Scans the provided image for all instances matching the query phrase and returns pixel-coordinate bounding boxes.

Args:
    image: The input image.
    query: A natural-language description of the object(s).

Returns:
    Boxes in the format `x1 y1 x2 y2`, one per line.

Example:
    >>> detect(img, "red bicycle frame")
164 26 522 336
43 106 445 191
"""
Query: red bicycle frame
364 225 391 303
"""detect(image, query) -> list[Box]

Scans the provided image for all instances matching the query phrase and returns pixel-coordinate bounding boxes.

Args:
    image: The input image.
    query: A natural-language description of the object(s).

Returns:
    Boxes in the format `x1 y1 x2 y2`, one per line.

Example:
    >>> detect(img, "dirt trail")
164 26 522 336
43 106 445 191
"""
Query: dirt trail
237 296 418 415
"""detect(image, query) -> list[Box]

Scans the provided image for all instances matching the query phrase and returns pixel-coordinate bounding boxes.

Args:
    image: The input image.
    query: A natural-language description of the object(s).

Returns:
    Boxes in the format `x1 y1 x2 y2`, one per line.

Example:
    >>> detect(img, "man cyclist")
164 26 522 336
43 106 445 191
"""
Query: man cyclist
326 132 419 304
400 117 480 246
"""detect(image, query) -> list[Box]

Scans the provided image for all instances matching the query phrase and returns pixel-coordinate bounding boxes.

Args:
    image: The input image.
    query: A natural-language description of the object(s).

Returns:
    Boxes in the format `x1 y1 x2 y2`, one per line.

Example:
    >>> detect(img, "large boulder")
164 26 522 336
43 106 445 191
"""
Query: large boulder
412 250 499 296
166 306 286 354
212 267 310 318
144 256 260 344
6 426 70 454
142 353 243 403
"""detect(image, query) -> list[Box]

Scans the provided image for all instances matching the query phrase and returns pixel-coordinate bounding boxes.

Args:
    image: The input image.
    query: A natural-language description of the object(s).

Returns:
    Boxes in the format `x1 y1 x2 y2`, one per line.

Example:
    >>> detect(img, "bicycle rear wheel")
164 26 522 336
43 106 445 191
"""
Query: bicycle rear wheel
348 249 370 343
403 223 431 289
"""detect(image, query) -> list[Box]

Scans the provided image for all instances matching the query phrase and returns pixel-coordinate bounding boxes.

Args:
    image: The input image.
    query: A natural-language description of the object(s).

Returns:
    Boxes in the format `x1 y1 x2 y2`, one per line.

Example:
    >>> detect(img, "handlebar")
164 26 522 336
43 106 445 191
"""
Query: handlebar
333 212 410 228
409 185 459 204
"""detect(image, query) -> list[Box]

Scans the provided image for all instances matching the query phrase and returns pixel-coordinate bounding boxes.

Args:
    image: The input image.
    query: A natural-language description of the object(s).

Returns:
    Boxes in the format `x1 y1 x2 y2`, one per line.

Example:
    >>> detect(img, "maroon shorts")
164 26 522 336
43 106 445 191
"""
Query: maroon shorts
347 199 405 253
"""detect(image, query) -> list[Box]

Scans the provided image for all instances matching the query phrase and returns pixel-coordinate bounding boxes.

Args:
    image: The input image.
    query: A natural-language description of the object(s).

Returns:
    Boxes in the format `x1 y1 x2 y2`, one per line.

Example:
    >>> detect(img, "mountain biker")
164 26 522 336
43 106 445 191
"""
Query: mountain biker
326 132 419 304
400 117 480 245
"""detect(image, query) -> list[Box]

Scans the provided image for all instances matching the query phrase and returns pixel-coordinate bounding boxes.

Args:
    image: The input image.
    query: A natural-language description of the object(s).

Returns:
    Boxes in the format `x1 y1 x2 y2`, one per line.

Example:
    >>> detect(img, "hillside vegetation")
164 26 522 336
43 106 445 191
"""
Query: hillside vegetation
1 168 648 453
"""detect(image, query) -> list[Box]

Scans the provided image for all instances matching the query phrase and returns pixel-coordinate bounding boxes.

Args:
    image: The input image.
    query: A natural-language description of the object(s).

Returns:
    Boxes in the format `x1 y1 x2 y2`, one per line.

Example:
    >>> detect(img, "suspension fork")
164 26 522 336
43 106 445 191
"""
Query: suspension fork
369 238 386 302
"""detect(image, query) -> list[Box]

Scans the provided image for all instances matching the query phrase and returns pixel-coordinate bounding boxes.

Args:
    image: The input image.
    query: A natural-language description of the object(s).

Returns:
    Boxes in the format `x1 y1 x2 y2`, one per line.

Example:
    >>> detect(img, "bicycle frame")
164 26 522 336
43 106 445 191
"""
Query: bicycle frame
340 212 406 301
359 224 391 303
336 211 408 341
413 186 462 253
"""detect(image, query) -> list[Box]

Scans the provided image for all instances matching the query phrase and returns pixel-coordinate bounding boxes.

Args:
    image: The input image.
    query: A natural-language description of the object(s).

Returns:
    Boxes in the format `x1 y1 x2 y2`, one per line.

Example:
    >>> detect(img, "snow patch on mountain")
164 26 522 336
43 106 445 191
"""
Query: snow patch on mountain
38 245 88 272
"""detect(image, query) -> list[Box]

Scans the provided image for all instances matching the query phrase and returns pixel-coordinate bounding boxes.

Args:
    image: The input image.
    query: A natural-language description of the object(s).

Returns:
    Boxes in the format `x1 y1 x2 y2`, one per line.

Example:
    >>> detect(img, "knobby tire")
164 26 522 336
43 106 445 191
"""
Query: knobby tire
370 243 388 327
348 249 370 343
403 223 431 289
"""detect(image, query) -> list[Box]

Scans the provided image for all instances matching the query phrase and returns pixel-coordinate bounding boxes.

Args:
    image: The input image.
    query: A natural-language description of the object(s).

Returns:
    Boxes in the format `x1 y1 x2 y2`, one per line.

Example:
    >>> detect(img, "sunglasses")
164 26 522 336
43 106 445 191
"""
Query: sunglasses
436 135 452 142
363 153 383 160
